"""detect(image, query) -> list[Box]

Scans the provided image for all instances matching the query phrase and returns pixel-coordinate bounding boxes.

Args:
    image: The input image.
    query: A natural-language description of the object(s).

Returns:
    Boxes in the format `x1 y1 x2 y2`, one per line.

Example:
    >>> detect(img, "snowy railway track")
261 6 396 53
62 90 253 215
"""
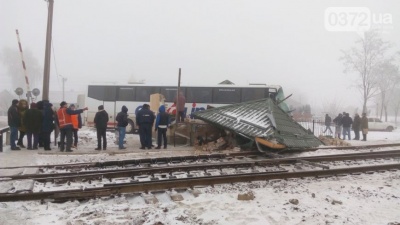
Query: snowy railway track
0 150 400 202
1 150 400 182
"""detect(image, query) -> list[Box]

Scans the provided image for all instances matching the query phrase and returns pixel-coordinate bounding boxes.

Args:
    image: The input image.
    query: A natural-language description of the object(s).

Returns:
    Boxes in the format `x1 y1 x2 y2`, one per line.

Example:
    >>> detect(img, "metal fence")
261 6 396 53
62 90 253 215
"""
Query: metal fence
296 120 336 137
0 127 10 152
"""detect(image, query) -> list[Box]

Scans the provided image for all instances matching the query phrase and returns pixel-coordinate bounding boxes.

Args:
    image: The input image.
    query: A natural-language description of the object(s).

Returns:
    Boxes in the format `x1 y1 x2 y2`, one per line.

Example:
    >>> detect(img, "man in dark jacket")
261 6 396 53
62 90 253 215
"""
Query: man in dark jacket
323 114 333 134
136 104 155 149
7 99 20 150
24 103 43 150
40 101 54 150
155 105 170 149
341 113 353 140
116 105 128 150
94 105 109 150
352 113 361 140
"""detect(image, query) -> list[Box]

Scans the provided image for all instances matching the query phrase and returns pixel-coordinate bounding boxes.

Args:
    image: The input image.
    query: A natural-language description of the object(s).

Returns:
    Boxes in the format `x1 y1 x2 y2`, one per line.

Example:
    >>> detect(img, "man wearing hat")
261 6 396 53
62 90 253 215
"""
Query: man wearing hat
7 99 20 150
56 101 88 152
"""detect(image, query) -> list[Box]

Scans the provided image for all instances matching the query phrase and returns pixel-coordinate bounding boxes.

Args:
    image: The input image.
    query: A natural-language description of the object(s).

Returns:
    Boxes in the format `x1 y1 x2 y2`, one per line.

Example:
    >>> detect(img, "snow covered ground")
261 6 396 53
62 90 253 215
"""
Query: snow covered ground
1 119 400 224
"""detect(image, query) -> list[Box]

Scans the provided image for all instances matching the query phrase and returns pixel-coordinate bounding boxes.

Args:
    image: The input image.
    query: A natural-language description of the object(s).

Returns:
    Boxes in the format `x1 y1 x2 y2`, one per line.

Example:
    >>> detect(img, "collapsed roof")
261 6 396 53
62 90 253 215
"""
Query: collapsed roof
192 98 323 150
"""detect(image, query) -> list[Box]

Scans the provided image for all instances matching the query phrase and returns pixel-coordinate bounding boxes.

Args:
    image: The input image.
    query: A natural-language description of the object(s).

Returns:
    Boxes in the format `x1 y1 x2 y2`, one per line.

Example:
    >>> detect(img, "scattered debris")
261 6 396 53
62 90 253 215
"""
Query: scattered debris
238 191 255 201
319 135 351 146
289 199 299 205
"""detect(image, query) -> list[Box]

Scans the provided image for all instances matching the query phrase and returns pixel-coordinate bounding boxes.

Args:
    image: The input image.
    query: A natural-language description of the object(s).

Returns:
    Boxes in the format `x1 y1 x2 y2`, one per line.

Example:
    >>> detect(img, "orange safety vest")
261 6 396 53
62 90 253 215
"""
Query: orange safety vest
57 107 72 129
71 114 79 129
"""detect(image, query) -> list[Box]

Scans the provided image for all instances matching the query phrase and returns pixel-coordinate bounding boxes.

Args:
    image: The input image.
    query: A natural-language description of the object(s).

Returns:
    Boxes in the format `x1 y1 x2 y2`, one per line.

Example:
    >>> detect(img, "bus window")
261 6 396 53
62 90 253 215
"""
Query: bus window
160 87 186 102
241 88 267 102
212 88 241 104
103 86 117 101
88 85 117 101
118 87 135 101
186 87 212 103
88 86 104 101
135 86 161 101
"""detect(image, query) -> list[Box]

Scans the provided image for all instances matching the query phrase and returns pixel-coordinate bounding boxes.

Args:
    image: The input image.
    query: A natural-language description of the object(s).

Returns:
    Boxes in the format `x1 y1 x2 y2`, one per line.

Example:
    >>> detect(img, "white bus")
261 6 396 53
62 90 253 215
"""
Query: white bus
84 84 288 133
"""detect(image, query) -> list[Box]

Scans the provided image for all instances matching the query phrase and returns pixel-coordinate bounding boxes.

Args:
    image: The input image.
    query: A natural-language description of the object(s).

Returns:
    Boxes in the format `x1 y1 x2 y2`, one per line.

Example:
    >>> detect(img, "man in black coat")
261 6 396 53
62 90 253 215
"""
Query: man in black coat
341 113 353 140
116 105 128 150
136 104 155 149
94 105 109 150
323 114 333 134
8 99 20 150
40 101 54 150
24 102 43 150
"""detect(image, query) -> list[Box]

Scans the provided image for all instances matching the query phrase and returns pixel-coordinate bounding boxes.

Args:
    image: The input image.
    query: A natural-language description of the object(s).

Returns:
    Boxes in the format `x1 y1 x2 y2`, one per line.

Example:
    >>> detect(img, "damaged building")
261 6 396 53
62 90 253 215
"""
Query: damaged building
192 98 324 151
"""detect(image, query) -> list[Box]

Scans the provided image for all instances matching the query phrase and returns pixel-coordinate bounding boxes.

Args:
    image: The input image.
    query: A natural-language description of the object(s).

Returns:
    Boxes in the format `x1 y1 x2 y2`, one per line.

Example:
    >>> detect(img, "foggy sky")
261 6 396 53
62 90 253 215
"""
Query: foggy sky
1 0 399 112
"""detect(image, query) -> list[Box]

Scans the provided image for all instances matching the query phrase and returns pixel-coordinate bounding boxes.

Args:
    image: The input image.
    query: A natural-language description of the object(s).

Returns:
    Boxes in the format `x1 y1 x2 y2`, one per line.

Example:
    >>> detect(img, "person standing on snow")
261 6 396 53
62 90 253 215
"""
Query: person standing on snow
7 99 20 150
17 99 29 148
56 101 88 152
24 102 42 150
69 104 82 149
155 105 170 149
40 101 55 151
94 105 109 150
333 113 343 139
323 114 333 134
352 113 361 140
361 113 369 141
136 104 155 150
116 105 129 150
341 113 353 140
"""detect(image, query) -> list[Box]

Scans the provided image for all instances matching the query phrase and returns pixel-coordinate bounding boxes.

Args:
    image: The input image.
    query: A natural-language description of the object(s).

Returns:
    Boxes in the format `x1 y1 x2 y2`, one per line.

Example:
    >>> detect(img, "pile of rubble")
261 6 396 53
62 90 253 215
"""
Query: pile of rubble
318 135 351 147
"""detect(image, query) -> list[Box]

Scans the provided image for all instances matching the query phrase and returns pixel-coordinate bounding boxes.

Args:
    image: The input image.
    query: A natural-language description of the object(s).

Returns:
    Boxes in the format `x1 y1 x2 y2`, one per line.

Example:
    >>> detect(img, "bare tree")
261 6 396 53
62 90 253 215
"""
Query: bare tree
340 31 392 113
322 97 343 117
374 61 400 121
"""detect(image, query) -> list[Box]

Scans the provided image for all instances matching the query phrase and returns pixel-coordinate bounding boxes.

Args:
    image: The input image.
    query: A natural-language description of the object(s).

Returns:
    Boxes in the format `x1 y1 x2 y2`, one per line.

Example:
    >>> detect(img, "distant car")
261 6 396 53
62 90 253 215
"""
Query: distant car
367 118 397 132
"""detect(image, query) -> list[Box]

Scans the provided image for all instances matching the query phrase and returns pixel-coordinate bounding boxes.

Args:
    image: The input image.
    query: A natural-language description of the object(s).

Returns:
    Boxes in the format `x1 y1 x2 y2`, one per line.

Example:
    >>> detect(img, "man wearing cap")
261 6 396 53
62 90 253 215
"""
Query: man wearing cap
56 101 88 152
7 99 20 150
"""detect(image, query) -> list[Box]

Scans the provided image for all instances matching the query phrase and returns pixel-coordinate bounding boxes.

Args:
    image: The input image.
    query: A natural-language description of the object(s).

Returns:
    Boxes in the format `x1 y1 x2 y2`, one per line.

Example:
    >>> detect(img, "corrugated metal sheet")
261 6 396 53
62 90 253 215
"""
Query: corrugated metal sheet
192 98 323 150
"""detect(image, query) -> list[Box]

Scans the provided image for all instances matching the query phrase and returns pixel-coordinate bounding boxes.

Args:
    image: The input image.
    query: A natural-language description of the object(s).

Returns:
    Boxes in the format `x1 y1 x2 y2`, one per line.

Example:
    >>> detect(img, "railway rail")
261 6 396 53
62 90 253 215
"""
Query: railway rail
0 149 399 202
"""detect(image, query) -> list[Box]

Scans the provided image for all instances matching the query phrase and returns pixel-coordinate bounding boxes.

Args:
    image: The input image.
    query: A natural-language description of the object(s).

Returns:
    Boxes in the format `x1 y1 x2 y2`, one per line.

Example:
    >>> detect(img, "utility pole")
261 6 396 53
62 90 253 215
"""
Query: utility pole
42 0 54 101
60 75 67 101
175 68 181 124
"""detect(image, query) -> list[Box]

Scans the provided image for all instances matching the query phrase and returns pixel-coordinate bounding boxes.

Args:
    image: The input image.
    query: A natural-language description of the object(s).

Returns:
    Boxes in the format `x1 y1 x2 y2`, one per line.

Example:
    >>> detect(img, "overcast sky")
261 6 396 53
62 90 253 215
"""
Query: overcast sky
1 0 399 111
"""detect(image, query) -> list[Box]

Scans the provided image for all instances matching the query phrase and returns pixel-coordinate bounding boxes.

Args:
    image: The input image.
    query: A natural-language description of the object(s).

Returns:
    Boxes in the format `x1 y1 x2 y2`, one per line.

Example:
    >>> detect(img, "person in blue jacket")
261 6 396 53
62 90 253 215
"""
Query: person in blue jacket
136 104 155 150
155 105 170 149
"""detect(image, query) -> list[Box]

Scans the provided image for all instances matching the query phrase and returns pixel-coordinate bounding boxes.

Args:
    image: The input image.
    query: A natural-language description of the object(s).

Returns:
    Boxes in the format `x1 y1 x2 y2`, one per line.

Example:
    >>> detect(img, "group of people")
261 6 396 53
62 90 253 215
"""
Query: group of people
7 99 87 152
324 112 369 141
8 99 55 150
110 103 171 150
8 96 177 152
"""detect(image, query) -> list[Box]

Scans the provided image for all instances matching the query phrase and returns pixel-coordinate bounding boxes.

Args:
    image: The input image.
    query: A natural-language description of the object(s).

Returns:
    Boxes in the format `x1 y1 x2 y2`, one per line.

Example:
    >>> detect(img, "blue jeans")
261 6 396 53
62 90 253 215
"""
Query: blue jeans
118 126 126 148
342 127 351 140
10 126 18 148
